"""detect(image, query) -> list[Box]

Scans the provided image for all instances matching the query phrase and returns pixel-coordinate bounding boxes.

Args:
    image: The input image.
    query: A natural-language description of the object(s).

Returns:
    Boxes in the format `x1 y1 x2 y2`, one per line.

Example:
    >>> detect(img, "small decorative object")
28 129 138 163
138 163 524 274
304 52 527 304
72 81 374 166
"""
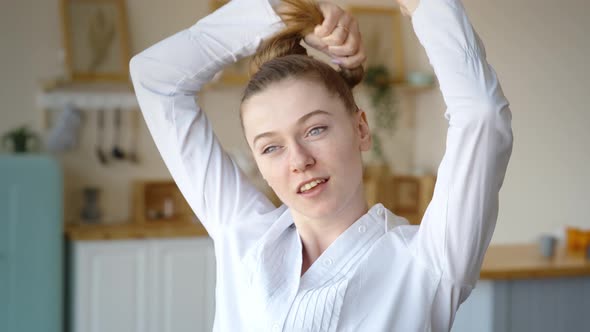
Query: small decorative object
1 126 41 153
46 104 83 153
566 227 590 254
133 180 196 224
406 71 435 86
163 198 175 219
80 187 102 223
538 234 557 258
60 0 131 82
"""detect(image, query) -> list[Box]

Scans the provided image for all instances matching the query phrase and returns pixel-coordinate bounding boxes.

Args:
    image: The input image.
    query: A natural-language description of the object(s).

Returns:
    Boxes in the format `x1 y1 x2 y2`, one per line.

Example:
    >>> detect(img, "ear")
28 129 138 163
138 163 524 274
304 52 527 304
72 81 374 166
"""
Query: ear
355 108 371 152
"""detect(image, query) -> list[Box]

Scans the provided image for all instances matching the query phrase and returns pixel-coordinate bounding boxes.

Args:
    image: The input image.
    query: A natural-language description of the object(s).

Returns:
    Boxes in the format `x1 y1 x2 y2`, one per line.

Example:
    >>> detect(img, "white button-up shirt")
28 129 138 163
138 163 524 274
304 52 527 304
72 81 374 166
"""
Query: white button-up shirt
129 0 513 331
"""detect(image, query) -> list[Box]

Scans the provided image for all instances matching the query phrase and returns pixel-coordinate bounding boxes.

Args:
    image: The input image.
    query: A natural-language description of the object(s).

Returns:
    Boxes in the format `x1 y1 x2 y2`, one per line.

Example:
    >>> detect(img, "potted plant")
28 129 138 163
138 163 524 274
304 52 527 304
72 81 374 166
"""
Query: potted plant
363 64 398 171
1 126 41 153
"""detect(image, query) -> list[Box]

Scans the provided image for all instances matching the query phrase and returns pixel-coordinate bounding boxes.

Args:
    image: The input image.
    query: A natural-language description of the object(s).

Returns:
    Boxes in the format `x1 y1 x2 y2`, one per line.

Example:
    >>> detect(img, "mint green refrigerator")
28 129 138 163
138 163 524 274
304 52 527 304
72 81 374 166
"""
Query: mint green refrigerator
0 155 63 332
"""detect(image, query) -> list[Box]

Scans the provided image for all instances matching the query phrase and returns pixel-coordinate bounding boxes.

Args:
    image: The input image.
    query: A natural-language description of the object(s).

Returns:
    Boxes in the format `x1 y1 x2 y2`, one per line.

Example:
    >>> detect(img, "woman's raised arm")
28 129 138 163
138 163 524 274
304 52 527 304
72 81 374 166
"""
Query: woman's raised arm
129 0 284 241
395 0 514 320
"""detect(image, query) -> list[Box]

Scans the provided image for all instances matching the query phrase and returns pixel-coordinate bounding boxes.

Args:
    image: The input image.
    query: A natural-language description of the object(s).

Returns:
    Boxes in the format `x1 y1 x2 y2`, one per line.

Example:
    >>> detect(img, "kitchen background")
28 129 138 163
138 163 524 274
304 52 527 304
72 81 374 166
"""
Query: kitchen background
2 0 590 331
2 0 589 242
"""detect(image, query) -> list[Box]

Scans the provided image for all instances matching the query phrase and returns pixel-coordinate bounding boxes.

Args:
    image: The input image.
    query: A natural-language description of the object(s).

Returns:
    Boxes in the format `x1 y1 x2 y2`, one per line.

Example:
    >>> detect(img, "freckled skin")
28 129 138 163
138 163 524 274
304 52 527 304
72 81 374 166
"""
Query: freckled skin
241 78 372 228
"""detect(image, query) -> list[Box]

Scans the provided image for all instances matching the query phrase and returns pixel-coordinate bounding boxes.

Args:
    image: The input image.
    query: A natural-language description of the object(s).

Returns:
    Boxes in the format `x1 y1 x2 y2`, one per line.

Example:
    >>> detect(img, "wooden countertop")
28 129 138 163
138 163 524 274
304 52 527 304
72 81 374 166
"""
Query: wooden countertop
66 225 590 280
480 244 590 280
65 221 209 241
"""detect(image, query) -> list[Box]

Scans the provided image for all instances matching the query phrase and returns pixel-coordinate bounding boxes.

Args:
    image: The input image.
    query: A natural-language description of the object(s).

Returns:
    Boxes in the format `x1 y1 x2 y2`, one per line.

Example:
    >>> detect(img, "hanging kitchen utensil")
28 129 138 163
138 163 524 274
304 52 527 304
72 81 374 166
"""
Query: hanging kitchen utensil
127 109 140 164
96 109 108 165
111 107 125 160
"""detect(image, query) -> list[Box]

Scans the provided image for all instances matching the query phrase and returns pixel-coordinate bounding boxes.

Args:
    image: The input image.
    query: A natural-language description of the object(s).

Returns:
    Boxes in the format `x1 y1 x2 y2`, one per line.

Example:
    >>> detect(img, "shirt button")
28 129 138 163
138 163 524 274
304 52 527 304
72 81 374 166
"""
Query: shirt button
272 324 280 332
377 207 385 217
324 258 334 266
358 225 367 233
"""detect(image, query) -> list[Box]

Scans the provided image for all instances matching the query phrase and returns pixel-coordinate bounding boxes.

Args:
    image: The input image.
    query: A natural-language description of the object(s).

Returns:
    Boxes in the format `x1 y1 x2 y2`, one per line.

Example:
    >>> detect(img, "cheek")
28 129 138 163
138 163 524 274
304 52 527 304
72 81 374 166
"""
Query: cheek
256 157 287 187
328 136 364 179
328 128 362 162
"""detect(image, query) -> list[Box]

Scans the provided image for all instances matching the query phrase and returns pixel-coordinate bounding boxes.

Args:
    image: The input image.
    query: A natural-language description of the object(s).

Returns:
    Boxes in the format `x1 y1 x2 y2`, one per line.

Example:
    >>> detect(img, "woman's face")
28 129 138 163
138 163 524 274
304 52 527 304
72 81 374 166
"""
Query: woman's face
241 77 371 220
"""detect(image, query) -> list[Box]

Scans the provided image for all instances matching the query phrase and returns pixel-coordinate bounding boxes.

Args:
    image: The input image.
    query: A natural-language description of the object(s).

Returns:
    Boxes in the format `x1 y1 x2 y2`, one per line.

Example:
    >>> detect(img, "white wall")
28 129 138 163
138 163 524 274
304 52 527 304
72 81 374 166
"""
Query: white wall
413 0 590 243
1 0 588 243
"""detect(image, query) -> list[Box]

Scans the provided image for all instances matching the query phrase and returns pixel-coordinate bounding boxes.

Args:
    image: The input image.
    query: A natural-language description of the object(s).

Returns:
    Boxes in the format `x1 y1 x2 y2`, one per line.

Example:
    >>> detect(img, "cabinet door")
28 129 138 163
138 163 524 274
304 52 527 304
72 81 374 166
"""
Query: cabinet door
451 281 495 332
72 240 149 332
0 156 63 332
149 238 216 332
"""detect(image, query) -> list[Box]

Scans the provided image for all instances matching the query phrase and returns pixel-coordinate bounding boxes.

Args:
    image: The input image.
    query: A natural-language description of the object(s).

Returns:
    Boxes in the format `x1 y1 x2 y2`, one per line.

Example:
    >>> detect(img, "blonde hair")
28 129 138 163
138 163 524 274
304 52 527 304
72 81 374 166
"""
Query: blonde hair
241 0 364 114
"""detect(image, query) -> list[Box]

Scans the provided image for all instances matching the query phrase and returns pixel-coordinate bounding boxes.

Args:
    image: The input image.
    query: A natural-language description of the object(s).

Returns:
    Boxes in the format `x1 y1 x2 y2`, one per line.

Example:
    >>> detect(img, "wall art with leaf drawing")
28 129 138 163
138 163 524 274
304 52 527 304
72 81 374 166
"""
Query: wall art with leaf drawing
349 6 405 83
60 0 131 82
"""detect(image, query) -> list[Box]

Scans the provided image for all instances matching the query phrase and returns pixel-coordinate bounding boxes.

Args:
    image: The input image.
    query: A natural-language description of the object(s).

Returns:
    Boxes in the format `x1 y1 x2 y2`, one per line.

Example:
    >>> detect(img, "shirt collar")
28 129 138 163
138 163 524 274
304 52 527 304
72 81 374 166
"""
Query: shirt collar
298 203 407 289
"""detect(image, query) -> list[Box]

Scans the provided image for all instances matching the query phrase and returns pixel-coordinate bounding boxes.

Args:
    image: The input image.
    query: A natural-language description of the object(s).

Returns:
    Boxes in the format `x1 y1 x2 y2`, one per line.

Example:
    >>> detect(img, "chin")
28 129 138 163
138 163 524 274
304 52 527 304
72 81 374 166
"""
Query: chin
291 197 346 220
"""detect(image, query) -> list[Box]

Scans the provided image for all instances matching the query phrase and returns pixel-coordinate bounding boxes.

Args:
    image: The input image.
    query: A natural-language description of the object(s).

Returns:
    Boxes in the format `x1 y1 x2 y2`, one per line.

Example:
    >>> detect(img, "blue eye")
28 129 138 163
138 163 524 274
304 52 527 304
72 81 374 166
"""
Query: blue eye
262 146 278 154
307 126 327 136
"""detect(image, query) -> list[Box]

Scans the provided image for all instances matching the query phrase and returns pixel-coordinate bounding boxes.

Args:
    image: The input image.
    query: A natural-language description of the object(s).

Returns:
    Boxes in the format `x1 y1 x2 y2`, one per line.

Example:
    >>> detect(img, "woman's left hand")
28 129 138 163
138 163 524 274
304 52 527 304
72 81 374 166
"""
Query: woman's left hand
303 1 366 69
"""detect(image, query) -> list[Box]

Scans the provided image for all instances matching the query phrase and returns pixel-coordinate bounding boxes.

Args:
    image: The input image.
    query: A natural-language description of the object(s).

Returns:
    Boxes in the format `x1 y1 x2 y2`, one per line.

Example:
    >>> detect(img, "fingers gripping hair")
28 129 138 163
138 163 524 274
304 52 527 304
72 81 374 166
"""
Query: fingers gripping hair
250 0 364 89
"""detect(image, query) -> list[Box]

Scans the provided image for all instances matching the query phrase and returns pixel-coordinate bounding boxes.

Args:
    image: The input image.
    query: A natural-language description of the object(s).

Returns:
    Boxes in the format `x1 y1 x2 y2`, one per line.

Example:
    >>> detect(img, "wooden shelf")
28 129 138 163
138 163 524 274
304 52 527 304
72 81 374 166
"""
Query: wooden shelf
65 220 208 241
37 81 138 111
385 78 436 92
480 244 590 280
394 82 436 93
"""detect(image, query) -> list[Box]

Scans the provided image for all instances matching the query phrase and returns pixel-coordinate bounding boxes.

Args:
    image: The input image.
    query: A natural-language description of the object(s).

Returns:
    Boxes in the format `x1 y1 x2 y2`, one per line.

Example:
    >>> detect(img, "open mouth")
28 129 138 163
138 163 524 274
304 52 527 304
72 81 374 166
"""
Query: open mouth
297 177 329 194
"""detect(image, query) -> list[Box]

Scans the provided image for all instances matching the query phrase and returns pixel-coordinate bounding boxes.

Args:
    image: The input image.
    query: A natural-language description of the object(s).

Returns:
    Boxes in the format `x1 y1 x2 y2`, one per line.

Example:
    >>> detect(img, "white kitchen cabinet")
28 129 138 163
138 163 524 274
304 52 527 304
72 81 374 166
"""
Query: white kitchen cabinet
71 237 216 332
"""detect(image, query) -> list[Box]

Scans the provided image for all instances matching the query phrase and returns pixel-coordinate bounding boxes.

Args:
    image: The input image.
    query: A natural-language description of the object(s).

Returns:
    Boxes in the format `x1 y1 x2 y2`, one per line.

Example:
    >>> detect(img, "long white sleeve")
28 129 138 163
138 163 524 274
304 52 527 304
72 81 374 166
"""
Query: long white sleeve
129 0 284 240
404 0 513 299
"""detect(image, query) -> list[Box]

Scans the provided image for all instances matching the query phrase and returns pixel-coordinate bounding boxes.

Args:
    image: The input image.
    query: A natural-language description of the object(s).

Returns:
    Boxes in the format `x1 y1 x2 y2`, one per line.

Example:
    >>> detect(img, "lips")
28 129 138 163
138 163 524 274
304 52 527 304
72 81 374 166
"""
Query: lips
297 177 329 194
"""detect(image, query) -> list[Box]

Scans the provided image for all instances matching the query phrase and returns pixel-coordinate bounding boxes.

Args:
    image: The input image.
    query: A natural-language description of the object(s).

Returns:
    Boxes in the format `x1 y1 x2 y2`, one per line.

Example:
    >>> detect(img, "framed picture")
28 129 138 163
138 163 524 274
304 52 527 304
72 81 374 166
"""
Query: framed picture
60 0 131 82
393 177 420 214
208 0 251 86
349 6 405 83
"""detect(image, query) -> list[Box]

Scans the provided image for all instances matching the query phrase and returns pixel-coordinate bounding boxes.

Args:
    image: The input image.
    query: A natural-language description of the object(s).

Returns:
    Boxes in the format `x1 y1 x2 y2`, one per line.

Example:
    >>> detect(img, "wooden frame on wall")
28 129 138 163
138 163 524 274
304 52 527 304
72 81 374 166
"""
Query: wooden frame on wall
349 6 405 83
60 0 132 82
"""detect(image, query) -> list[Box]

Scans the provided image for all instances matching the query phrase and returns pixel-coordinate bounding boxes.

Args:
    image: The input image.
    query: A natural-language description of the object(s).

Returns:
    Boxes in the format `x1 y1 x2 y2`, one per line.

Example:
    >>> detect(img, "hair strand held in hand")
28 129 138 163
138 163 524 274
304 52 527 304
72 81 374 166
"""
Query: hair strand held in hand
243 0 364 114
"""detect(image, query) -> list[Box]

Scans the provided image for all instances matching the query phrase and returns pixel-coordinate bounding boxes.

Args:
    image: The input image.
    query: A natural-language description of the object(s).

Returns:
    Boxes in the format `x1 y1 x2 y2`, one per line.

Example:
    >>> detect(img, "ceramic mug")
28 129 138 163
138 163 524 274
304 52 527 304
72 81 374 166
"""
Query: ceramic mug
539 234 557 258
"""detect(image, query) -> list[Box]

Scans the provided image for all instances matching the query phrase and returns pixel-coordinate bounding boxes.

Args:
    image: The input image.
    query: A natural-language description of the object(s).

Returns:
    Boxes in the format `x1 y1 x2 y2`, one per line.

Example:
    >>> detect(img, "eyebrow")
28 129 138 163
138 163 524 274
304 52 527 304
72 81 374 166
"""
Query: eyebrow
252 109 332 147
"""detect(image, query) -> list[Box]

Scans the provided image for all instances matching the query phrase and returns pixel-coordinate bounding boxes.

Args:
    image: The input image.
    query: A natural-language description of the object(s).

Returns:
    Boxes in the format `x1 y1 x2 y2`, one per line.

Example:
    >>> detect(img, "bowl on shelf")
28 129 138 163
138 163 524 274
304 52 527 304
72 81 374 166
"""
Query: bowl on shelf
406 71 435 86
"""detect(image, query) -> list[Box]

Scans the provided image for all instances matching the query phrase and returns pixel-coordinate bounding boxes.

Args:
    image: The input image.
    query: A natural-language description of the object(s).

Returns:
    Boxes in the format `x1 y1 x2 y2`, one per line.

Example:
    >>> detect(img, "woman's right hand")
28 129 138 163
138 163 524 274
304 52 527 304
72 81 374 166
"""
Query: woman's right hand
303 1 366 69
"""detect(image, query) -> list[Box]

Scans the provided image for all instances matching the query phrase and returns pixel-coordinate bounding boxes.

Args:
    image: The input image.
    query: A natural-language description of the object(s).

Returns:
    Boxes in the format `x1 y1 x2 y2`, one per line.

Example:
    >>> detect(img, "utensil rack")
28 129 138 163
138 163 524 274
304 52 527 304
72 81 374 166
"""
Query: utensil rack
38 82 138 128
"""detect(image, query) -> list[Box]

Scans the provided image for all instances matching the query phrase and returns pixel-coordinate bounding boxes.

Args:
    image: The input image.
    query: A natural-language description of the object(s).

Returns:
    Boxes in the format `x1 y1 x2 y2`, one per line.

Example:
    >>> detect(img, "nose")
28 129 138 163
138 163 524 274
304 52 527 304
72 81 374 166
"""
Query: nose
289 141 315 173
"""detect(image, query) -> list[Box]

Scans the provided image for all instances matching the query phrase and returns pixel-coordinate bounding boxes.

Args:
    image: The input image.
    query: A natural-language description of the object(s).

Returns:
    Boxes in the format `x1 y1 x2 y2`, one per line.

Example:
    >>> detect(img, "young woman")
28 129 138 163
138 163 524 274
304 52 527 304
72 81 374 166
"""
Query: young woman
130 0 513 330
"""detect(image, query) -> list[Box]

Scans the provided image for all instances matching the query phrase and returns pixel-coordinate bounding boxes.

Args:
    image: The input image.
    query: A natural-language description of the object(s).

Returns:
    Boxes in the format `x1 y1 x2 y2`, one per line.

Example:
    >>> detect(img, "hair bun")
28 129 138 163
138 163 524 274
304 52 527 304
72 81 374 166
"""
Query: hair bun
339 66 364 89
249 0 365 92
250 0 321 76
250 30 308 76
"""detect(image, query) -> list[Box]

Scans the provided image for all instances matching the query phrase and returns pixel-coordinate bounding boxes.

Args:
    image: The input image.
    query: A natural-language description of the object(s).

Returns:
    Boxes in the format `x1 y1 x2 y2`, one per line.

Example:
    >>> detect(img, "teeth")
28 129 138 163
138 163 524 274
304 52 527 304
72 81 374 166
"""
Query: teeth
300 179 326 193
